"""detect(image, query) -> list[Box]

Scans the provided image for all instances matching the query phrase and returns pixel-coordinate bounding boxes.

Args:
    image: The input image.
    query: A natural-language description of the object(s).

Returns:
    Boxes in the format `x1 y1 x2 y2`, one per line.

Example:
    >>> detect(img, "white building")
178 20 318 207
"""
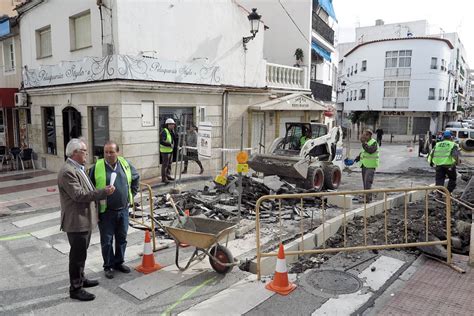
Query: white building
336 20 470 139
17 0 330 176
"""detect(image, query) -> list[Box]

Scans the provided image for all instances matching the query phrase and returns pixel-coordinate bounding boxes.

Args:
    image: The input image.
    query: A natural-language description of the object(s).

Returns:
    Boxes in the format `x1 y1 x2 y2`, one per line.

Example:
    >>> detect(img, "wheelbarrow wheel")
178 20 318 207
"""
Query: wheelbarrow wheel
209 245 234 274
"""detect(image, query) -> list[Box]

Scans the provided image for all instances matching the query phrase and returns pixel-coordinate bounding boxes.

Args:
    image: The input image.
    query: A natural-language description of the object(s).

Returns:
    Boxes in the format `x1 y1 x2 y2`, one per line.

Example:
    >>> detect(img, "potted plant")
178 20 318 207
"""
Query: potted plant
294 48 304 67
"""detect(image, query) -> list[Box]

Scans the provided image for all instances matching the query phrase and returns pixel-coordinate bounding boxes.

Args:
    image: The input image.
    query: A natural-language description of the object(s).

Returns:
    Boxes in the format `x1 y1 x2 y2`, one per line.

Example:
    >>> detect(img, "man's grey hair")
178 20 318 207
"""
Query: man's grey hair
65 138 85 157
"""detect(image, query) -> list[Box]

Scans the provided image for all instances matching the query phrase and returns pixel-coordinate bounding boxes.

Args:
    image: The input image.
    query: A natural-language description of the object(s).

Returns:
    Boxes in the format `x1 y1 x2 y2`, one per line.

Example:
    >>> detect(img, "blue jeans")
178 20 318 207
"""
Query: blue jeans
98 207 129 270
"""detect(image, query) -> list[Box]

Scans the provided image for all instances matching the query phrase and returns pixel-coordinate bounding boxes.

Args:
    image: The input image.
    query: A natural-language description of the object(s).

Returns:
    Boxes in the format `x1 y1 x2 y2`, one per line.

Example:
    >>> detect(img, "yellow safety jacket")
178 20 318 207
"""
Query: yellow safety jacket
160 128 173 153
94 157 132 213
428 140 456 166
360 138 380 168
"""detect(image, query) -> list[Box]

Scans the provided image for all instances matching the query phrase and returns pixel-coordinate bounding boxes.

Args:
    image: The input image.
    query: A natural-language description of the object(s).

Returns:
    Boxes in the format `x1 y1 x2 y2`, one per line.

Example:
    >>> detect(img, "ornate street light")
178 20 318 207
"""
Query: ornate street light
243 8 262 51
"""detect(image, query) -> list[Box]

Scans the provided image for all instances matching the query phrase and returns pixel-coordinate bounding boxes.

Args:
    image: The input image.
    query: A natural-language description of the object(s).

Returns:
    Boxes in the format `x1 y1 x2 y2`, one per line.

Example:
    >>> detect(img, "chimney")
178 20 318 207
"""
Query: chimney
375 19 384 26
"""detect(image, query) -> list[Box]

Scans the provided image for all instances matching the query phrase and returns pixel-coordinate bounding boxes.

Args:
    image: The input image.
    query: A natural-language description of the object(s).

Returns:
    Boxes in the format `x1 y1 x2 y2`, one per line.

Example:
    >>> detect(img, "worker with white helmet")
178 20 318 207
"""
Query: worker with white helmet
160 118 176 184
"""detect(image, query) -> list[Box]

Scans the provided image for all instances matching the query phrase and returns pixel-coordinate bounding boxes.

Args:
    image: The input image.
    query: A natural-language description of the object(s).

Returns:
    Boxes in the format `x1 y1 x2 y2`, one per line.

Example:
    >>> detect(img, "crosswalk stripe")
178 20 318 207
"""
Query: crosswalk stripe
119 236 272 301
178 274 298 316
30 225 61 238
12 211 60 228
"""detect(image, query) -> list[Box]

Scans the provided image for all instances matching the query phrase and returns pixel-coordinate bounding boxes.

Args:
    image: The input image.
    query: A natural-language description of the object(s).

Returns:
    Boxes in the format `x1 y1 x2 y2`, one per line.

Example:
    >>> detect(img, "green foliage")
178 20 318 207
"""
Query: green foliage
294 48 304 61
348 111 379 124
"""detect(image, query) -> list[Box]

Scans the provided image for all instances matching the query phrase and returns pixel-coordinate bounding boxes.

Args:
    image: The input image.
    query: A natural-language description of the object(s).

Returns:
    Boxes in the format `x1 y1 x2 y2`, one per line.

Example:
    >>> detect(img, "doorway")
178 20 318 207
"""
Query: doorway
62 107 81 159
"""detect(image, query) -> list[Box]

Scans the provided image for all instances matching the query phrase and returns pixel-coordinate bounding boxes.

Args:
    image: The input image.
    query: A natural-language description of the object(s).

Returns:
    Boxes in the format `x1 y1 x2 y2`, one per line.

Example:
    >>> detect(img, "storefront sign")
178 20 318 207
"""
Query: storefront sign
291 96 310 108
198 122 212 159
23 55 222 88
383 111 406 116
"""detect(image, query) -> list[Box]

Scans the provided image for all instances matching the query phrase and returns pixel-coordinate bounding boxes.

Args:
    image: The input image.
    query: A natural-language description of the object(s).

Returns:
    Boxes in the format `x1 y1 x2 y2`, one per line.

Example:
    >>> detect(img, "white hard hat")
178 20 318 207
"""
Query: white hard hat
165 118 176 125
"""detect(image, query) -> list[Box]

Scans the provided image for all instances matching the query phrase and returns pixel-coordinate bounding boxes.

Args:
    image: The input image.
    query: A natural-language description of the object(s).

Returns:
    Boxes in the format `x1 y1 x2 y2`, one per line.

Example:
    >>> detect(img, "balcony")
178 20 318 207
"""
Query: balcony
384 68 411 78
382 98 409 109
310 80 332 101
312 12 334 46
266 63 307 90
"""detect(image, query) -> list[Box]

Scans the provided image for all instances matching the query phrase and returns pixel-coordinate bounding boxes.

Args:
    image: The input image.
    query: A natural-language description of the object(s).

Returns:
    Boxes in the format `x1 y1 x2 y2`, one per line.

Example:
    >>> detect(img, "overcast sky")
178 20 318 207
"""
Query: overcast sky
333 0 474 65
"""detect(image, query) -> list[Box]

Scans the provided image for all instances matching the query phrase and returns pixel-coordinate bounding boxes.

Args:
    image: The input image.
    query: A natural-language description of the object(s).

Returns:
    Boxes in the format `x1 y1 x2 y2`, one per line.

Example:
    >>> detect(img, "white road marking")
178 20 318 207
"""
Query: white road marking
12 211 60 228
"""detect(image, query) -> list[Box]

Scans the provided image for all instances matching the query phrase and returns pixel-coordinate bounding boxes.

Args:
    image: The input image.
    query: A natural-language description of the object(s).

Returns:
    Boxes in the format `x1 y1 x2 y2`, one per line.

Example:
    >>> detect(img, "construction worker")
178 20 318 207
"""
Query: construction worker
300 129 312 148
354 129 379 201
428 130 460 194
160 118 176 184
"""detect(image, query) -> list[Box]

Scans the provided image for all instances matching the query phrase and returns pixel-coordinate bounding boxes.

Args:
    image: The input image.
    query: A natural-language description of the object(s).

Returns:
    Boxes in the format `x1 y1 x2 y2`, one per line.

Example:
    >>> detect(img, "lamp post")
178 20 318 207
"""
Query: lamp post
242 8 262 51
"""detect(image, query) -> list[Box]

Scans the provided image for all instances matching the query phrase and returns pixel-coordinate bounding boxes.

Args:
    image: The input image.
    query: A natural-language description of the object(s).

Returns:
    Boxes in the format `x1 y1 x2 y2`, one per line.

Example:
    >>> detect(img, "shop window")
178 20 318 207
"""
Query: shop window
381 116 408 134
91 107 109 158
412 117 430 134
43 107 56 155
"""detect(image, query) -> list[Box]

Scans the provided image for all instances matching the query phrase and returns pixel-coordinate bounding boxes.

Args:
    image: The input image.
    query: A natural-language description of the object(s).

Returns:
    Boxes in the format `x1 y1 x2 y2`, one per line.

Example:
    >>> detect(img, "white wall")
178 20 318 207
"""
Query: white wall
240 0 312 69
355 20 429 42
19 0 102 69
114 0 266 87
339 38 453 112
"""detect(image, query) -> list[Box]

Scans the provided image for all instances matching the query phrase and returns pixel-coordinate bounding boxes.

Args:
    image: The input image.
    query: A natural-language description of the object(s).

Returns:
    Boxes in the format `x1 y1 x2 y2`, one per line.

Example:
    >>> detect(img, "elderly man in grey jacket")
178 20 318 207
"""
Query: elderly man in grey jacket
58 138 115 301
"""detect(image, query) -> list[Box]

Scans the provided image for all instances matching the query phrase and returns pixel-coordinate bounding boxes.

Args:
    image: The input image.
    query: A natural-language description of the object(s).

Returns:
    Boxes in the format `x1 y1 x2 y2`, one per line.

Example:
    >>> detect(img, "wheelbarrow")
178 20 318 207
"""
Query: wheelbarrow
163 216 239 274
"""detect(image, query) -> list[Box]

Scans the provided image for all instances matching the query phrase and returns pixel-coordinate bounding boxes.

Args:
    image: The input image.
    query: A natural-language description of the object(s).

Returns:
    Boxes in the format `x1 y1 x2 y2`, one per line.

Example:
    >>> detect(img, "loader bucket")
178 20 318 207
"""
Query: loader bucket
248 154 308 180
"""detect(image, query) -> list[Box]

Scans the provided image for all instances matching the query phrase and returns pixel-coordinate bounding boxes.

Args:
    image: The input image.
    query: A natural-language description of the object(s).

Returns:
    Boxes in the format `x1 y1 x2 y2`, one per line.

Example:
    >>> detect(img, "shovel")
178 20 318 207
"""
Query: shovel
165 194 196 231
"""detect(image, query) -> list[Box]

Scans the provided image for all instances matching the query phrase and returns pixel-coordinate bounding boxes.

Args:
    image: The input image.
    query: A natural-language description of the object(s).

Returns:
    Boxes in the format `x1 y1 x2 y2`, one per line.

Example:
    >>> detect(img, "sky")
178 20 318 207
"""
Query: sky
333 0 474 65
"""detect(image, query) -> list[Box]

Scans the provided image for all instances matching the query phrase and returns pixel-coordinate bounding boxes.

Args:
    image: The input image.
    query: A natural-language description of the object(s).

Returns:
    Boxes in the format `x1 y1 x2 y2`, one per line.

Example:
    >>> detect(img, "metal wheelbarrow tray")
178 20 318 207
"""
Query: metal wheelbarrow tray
163 216 239 274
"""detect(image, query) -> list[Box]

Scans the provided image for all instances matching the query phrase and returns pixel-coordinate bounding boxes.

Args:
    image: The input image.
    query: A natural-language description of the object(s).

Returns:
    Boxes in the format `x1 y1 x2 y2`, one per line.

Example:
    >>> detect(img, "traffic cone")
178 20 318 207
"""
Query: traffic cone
179 210 191 248
265 243 296 295
135 230 162 274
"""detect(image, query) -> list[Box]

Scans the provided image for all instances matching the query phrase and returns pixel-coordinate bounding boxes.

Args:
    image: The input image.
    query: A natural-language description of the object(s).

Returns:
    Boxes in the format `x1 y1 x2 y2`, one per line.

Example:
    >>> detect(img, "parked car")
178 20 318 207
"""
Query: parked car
445 127 474 151
445 121 469 129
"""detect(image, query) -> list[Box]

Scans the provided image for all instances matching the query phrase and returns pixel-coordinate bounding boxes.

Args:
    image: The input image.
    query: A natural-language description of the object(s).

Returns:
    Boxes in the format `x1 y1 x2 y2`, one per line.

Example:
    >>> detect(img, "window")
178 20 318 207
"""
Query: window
428 88 435 100
397 81 410 97
353 90 357 100
70 10 91 51
91 106 109 158
350 66 353 76
36 26 52 58
381 116 408 134
347 68 350 76
384 81 410 98
359 89 366 100
354 63 358 74
346 92 349 101
0 109 4 134
431 57 438 69
349 90 353 101
43 107 56 155
311 64 317 80
384 81 396 97
361 60 367 71
3 38 14 72
386 50 412 68
440 59 446 71
438 89 443 100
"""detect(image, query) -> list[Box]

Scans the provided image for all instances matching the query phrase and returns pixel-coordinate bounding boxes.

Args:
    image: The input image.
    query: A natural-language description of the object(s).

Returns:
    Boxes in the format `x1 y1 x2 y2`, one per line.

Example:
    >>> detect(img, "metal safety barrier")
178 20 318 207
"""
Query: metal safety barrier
255 186 453 280
129 182 159 251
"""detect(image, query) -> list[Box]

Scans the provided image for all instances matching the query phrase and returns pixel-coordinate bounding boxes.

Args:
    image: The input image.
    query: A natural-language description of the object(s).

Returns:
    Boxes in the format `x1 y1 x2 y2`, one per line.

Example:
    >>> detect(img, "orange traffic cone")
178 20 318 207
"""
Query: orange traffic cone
265 243 296 295
135 230 162 274
180 210 191 248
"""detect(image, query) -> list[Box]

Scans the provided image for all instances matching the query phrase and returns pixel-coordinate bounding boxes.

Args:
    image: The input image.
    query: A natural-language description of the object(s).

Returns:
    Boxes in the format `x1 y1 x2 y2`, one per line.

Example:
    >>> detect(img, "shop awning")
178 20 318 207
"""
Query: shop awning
312 42 331 62
249 93 327 111
0 88 18 108
314 0 337 22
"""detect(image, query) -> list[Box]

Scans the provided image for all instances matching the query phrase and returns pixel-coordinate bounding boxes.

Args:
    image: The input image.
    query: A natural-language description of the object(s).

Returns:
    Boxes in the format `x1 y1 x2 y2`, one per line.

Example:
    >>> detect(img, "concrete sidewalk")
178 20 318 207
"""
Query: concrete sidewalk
370 254 474 315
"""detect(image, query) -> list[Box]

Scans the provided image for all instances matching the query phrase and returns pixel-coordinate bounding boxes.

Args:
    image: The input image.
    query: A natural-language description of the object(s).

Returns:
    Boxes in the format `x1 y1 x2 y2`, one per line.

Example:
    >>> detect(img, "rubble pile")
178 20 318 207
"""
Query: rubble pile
152 175 326 223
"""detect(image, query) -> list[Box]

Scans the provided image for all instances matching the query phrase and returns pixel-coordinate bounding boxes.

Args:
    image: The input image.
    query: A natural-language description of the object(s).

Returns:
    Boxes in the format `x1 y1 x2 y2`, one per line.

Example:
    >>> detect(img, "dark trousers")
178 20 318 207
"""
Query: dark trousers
67 231 91 291
376 136 382 146
362 167 376 200
98 208 129 270
183 150 203 171
160 152 172 181
435 165 457 193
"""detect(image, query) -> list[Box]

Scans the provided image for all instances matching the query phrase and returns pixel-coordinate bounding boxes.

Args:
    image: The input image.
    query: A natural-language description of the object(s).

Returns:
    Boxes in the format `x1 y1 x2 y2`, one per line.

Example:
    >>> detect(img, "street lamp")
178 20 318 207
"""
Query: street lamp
242 8 262 51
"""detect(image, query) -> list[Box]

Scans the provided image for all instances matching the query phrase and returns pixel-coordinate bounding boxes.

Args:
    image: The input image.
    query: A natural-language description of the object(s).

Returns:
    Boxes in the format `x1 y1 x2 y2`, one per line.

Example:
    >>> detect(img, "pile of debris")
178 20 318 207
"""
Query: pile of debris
151 175 326 224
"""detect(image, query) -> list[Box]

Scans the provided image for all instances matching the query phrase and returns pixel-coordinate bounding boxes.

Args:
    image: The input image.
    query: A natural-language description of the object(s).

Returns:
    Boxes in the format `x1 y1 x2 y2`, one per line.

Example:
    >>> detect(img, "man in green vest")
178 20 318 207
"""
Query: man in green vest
354 129 380 202
428 130 459 194
300 128 312 149
160 118 176 184
89 141 139 279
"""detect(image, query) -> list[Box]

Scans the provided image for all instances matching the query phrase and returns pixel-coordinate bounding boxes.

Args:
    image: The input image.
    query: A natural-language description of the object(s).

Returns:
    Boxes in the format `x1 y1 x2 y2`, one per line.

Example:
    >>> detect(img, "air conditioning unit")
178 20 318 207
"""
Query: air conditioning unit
14 92 27 107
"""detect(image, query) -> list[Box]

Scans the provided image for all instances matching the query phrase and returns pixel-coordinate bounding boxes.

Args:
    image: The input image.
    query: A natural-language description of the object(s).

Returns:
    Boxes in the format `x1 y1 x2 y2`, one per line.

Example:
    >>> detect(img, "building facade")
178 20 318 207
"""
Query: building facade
17 0 330 176
336 20 470 140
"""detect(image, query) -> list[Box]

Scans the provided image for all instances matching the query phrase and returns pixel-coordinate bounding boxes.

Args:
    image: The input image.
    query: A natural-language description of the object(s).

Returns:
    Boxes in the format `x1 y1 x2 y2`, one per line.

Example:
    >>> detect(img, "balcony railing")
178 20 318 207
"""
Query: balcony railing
312 12 334 45
384 68 411 78
310 80 332 101
266 63 306 90
382 98 409 108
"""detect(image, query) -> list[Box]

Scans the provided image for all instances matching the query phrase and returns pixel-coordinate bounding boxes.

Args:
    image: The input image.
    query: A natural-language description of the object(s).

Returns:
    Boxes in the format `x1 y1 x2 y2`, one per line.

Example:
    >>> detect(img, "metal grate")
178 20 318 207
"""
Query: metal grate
7 203 31 211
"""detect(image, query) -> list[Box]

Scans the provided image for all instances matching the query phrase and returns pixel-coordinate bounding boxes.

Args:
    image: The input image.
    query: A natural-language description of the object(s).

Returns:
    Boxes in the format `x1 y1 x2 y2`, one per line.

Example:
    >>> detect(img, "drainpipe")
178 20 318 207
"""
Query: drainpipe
222 90 229 166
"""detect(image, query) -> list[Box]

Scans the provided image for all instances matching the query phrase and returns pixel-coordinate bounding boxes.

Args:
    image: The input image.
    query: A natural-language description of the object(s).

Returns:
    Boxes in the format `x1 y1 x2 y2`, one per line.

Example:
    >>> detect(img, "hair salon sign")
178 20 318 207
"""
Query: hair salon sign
23 55 222 88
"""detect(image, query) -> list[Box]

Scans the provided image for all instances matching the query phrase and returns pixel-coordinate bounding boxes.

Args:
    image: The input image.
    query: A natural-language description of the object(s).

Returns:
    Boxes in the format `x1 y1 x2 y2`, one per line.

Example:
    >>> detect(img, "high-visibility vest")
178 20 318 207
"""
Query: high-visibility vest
300 136 309 147
429 140 456 166
360 138 380 168
160 128 173 153
94 157 132 213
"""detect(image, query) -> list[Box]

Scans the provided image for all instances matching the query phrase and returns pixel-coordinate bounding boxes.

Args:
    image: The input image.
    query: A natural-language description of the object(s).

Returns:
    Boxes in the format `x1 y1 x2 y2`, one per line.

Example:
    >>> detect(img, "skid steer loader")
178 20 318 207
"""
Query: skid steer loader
248 122 344 190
